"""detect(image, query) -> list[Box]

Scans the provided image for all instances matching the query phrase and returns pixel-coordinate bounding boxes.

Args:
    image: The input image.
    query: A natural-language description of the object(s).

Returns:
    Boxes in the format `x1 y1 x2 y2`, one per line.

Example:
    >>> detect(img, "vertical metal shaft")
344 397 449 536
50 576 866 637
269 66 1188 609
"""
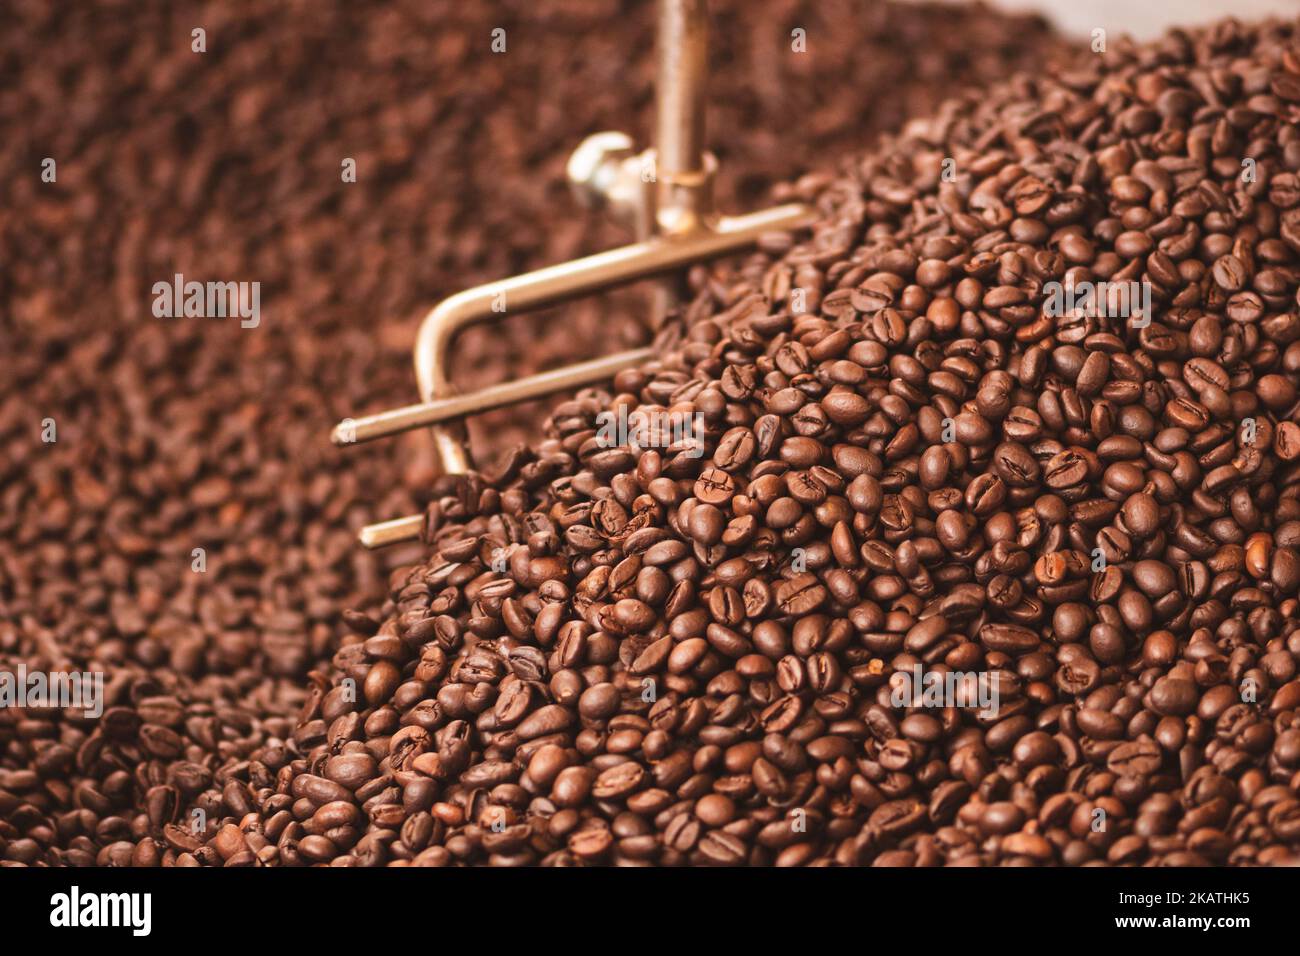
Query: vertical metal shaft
336 0 823 548
424 1 715 478
655 0 708 196
652 0 711 315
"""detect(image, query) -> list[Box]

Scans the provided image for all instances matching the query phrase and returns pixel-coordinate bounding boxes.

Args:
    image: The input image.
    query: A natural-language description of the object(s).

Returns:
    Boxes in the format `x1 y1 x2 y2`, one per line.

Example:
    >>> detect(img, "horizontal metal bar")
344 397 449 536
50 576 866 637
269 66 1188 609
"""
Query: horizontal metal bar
414 203 816 404
333 348 656 446
352 200 817 547
358 515 425 550
411 202 816 475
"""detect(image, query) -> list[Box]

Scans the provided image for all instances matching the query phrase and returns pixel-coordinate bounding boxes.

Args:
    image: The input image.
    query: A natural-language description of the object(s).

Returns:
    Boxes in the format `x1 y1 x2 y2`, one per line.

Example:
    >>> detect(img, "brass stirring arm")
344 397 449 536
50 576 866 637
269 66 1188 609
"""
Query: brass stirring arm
334 0 816 548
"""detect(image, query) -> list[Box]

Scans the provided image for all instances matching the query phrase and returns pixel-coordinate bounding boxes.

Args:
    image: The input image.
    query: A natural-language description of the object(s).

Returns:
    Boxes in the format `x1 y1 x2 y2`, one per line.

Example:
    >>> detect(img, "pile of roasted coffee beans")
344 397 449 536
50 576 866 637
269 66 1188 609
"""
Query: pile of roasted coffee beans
221 17 1300 868
0 1 1067 866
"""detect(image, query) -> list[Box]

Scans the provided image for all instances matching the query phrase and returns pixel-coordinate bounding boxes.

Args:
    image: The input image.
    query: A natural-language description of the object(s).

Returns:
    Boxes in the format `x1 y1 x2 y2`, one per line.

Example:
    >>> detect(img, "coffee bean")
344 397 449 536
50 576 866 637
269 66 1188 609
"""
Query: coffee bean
1044 450 1089 489
979 623 1039 656
1149 678 1198 717
14 5 1300 872
774 574 828 615
1107 739 1164 777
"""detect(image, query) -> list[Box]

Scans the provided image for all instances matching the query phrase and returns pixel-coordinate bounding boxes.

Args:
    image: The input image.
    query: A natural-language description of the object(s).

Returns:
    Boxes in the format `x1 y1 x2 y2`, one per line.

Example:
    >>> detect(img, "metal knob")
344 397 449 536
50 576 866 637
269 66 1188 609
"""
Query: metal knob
566 132 654 235
566 131 636 208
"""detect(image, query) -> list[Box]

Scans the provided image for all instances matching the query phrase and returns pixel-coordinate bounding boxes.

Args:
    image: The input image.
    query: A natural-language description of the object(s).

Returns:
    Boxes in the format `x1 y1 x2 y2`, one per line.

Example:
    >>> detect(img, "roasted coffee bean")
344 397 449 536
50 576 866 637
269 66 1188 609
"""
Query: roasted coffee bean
12 5 1300 872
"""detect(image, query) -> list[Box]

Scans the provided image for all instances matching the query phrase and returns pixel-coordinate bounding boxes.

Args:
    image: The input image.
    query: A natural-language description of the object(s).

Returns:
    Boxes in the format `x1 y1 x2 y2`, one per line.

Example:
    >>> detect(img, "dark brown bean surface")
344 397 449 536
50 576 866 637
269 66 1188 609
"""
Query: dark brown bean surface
8 3 1300 871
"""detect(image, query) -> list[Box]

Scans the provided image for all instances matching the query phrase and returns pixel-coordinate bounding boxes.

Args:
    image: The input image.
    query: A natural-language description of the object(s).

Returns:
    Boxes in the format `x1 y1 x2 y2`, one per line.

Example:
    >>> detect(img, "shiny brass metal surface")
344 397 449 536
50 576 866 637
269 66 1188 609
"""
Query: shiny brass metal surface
338 0 814 548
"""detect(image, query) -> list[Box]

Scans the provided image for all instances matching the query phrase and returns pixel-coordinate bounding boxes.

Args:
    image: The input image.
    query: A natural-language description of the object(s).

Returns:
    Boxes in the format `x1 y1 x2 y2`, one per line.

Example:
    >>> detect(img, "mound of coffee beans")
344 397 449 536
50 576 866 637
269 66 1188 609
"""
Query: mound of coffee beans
217 18 1300 868
0 1 1065 866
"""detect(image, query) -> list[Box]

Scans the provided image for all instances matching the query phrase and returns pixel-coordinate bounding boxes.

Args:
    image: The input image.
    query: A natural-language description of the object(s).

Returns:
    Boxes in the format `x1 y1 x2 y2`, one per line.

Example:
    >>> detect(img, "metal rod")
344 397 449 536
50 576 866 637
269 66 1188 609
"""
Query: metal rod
651 0 711 313
340 0 825 550
413 0 712 478
357 515 425 550
410 203 815 474
656 0 707 184
350 201 815 547
332 347 656 446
